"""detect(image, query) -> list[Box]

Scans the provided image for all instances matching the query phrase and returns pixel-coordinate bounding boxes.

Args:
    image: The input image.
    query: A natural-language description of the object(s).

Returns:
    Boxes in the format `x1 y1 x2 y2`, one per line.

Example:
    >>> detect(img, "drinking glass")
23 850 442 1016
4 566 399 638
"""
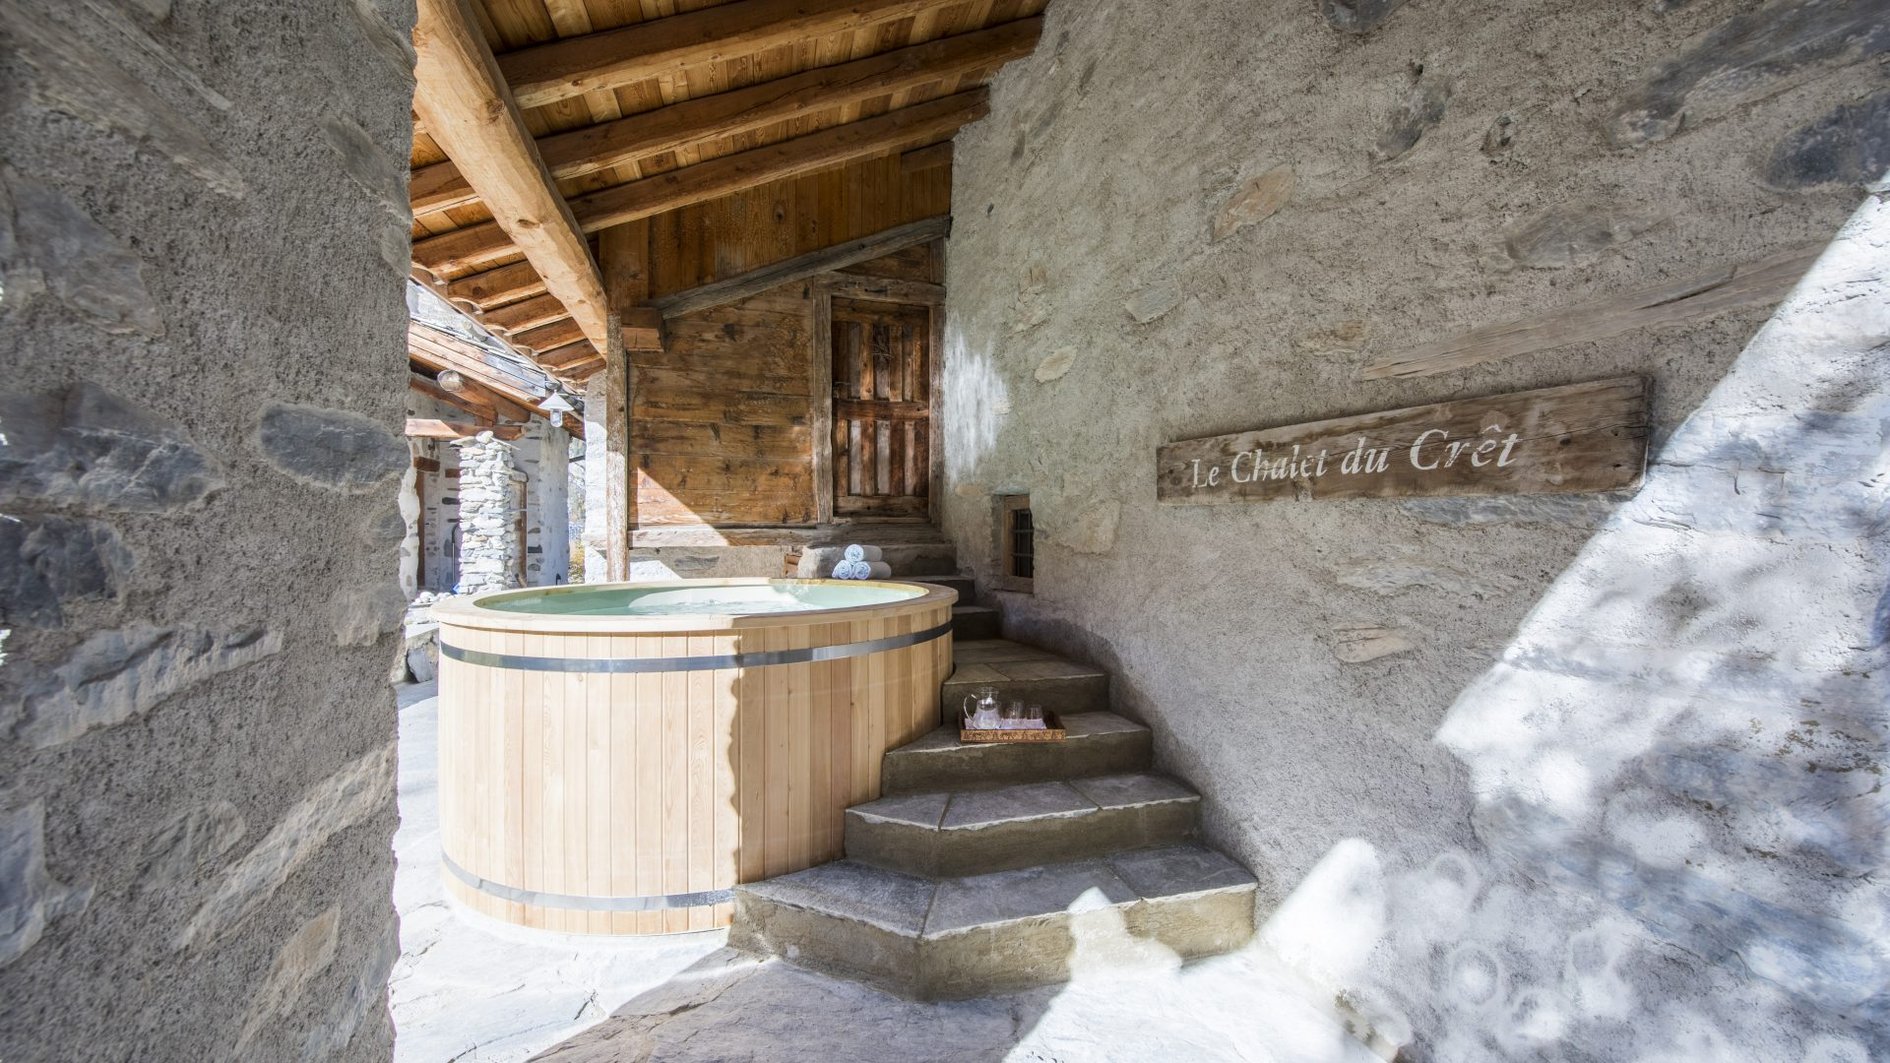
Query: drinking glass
1023 704 1045 729
1000 700 1026 729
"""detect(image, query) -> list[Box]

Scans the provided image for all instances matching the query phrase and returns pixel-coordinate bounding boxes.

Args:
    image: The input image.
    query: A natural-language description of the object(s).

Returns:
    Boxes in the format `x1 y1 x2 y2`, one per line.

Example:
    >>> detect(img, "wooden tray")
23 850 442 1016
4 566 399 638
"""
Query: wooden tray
960 711 1066 744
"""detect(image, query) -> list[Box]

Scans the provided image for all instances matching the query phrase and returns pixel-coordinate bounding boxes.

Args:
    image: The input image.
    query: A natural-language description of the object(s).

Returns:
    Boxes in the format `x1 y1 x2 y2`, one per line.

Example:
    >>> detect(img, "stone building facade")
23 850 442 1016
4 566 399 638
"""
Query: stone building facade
941 0 1889 1057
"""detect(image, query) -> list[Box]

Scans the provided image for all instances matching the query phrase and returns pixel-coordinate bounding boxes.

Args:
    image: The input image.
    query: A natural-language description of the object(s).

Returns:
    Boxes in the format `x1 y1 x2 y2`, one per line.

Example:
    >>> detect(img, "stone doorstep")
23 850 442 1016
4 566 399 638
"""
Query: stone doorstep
730 845 1258 1001
880 712 1152 795
950 605 1002 641
846 775 1202 878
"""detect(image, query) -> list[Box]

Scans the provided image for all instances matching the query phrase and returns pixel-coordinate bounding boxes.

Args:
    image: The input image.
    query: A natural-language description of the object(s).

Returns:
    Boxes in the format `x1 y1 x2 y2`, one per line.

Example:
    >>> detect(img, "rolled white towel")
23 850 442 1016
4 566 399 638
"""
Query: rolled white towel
829 559 857 579
843 544 883 563
862 561 892 579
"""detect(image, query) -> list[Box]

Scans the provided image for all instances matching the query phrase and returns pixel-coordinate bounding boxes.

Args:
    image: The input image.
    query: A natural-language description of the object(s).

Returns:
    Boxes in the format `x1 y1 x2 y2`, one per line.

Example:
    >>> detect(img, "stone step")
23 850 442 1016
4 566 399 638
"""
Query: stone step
730 845 1257 1000
880 712 1151 796
943 639 1110 720
950 605 1002 641
911 574 977 604
795 542 958 578
846 773 1200 877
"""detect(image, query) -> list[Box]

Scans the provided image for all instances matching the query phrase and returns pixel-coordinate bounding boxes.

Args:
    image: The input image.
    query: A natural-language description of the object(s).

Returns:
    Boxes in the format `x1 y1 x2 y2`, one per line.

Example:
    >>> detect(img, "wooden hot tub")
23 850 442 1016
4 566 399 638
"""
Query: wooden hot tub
431 577 955 934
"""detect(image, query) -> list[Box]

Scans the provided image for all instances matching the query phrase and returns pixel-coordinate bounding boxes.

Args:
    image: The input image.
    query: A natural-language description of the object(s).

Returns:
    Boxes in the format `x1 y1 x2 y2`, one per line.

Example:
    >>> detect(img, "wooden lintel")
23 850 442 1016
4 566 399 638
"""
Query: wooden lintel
407 417 523 440
817 273 945 305
499 0 972 110
412 0 612 351
653 216 951 318
1362 245 1822 380
899 142 954 174
411 19 1039 215
412 91 986 276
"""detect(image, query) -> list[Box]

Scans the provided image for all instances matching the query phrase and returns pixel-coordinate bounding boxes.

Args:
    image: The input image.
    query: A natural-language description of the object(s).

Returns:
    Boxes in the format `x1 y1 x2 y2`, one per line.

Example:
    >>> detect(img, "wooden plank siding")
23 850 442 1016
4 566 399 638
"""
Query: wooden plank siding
631 215 943 529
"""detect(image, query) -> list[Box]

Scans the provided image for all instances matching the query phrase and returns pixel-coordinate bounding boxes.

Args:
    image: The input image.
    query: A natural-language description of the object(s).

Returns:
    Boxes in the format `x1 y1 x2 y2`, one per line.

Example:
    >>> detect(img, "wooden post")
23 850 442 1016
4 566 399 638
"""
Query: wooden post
583 222 648 582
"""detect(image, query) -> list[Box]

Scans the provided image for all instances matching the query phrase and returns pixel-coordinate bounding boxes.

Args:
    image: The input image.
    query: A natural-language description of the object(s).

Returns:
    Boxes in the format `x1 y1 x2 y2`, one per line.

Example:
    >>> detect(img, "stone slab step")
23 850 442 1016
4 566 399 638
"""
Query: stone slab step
847 773 1200 877
951 605 1002 641
911 574 977 604
880 712 1151 795
943 639 1108 719
796 542 958 578
730 844 1257 1000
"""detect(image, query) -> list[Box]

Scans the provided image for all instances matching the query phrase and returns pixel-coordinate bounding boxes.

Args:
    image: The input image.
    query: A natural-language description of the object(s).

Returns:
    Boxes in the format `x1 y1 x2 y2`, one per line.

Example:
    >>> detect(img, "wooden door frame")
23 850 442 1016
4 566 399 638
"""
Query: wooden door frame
809 275 944 526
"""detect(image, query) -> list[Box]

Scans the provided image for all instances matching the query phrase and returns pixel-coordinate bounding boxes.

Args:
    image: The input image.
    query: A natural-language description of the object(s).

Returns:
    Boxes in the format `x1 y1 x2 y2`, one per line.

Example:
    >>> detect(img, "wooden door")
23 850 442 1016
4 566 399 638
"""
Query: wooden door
829 297 933 520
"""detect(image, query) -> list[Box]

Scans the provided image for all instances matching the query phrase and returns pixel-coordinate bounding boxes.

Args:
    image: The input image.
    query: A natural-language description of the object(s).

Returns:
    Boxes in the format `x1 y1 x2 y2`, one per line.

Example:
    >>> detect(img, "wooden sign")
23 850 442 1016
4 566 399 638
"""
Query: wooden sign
1157 377 1648 504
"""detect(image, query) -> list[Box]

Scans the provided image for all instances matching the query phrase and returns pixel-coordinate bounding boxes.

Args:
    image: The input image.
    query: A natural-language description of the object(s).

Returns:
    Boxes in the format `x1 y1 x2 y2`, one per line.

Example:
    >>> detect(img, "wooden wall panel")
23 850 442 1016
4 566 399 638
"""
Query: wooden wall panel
645 154 951 299
630 162 945 529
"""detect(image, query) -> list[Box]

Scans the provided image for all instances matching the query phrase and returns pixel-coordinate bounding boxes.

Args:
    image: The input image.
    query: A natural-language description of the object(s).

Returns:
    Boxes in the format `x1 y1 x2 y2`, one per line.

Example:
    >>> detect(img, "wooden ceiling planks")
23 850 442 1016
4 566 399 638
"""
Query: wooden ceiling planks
408 0 1047 383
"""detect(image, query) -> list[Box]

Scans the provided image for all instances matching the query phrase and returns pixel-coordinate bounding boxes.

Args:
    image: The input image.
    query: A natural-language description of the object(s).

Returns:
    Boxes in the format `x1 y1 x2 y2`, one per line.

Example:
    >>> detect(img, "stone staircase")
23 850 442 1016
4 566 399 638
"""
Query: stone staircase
730 569 1259 1001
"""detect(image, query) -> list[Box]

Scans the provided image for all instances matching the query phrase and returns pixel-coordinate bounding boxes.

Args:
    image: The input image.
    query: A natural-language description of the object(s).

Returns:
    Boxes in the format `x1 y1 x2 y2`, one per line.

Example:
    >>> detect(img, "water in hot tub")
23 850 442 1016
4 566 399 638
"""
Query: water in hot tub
483 582 925 617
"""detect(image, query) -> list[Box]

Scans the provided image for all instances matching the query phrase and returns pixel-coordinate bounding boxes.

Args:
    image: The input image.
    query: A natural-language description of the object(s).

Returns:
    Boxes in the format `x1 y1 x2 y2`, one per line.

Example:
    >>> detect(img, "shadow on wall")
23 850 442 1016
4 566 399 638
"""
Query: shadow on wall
1260 189 1890 1059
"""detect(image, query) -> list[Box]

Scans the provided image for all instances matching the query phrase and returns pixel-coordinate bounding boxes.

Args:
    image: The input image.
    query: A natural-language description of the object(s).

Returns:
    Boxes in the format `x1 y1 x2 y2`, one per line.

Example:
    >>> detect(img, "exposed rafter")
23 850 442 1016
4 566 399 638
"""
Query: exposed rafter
408 322 585 435
411 0 610 354
498 0 974 110
444 261 547 310
407 417 524 440
410 372 497 421
652 215 951 319
413 90 987 275
410 19 1040 216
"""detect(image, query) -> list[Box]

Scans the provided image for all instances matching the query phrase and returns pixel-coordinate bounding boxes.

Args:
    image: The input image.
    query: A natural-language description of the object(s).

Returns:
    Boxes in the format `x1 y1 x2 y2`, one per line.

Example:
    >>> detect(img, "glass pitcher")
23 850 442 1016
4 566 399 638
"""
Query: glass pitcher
961 685 1001 729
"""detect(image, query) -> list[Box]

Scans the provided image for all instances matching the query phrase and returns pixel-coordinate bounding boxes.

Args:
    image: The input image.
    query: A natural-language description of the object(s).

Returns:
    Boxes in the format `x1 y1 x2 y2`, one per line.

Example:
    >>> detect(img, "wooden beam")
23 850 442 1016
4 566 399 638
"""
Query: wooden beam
480 293 572 335
539 340 602 368
411 20 1040 215
408 325 546 422
514 317 586 353
621 307 666 353
555 358 609 383
410 372 496 421
499 0 972 110
817 273 945 305
445 260 546 308
407 417 524 440
411 0 612 351
653 215 951 318
899 142 954 174
1362 245 1822 380
413 91 986 276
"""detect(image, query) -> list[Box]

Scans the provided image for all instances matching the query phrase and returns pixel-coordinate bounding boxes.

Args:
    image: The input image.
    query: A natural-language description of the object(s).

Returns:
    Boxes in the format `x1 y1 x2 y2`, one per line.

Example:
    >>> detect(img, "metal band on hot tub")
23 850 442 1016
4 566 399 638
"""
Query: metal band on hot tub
438 618 954 673
442 853 730 912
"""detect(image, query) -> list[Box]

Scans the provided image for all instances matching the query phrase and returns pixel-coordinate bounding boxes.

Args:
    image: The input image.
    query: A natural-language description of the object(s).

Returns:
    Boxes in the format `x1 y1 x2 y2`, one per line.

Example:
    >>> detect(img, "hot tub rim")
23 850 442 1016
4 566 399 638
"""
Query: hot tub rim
429 576 959 634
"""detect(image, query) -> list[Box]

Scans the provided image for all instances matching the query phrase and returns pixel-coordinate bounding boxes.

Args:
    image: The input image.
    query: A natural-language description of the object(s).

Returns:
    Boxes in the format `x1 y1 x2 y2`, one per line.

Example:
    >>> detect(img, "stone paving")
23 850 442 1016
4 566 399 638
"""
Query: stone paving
391 682 1380 1063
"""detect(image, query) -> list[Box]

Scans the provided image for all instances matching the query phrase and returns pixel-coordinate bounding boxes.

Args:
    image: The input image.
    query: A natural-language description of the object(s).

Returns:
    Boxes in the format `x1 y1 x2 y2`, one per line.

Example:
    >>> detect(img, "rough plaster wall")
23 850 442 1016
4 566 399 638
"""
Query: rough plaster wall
0 0 415 1059
942 0 1889 1057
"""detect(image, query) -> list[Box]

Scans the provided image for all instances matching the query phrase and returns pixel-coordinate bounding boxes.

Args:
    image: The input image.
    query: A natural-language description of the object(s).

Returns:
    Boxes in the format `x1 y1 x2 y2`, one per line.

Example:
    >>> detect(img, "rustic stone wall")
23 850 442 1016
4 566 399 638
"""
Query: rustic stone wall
516 417 571 587
942 0 1888 1057
452 433 522 595
0 1 414 1059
